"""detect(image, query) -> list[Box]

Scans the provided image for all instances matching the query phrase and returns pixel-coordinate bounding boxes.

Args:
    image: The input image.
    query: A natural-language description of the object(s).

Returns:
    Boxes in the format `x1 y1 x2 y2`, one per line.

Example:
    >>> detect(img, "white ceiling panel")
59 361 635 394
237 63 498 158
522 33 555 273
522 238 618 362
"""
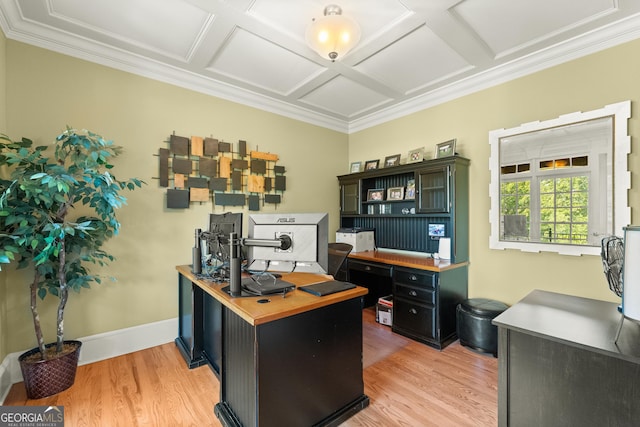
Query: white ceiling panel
43 0 212 60
454 0 617 56
355 25 472 95
300 75 391 118
1 0 639 133
208 28 322 95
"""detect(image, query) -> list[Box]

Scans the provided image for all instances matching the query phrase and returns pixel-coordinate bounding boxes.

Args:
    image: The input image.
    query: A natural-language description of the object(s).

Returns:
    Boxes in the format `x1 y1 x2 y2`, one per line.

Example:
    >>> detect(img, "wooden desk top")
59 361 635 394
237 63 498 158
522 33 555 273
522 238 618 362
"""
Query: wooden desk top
348 250 468 272
176 265 368 326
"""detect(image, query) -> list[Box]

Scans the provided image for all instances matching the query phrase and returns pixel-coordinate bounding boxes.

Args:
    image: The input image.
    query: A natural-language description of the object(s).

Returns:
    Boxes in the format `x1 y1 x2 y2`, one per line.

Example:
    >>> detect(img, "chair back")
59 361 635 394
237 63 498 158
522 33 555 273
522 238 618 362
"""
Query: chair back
328 242 353 279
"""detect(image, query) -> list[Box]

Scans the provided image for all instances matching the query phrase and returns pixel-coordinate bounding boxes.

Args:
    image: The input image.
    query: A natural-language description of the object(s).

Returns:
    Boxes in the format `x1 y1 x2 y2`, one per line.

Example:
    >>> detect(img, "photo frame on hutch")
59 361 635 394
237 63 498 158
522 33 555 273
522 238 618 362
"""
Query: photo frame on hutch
435 139 456 158
367 188 384 201
350 161 362 173
384 154 401 168
364 159 379 170
408 147 424 163
387 187 404 200
405 179 415 199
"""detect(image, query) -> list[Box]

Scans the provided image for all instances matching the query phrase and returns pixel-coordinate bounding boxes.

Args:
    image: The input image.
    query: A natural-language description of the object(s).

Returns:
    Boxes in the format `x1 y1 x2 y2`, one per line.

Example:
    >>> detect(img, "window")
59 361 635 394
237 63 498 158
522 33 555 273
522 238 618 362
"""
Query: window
489 101 630 256
539 174 589 245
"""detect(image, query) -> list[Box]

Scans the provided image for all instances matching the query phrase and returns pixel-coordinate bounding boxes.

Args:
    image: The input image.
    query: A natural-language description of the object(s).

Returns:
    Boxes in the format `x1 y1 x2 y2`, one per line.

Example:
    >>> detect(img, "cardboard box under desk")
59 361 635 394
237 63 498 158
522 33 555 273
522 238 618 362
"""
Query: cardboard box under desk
376 295 393 326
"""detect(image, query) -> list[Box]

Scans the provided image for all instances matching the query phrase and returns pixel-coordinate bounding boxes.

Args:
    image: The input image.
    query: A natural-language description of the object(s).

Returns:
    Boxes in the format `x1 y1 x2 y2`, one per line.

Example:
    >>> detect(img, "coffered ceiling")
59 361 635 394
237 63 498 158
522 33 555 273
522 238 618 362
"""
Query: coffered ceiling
1 0 639 133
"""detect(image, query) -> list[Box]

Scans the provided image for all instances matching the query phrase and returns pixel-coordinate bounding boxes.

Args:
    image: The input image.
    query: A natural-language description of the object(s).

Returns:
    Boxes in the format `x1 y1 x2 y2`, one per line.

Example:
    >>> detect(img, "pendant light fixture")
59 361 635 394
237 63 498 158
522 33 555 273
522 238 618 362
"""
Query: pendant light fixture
305 5 361 62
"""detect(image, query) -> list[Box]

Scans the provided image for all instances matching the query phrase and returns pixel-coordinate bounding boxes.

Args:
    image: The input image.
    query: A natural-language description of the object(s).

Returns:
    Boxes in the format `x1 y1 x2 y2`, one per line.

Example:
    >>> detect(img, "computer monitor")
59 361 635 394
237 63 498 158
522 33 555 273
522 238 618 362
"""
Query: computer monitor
246 212 328 274
205 212 242 271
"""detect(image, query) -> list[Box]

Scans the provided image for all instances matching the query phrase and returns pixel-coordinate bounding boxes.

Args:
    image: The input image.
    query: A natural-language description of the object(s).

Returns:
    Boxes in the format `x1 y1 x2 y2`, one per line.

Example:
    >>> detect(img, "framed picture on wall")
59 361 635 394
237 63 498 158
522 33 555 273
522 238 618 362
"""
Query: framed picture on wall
350 161 362 173
384 154 401 167
364 159 380 170
408 147 424 163
435 139 456 158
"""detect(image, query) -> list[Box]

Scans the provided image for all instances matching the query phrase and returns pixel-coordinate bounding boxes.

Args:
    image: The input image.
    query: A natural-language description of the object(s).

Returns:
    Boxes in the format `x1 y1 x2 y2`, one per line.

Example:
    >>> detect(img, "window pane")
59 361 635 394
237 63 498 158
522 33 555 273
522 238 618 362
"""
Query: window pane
572 207 588 222
501 196 517 214
540 208 554 222
501 182 516 194
572 191 588 207
573 176 589 190
556 193 571 207
556 177 571 192
517 181 530 194
540 194 554 207
540 179 554 193
556 208 571 221
540 224 554 241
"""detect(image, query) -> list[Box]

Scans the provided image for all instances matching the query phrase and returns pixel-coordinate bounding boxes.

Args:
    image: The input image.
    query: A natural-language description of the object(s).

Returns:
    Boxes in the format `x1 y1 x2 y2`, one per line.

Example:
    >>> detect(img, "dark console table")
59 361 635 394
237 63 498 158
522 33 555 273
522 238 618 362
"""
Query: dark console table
176 265 369 427
493 289 640 426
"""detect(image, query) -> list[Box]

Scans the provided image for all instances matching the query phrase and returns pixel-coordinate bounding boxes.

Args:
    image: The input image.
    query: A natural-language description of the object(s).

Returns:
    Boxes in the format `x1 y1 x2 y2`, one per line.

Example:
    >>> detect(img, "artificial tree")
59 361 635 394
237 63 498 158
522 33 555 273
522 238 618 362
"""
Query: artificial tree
0 127 144 361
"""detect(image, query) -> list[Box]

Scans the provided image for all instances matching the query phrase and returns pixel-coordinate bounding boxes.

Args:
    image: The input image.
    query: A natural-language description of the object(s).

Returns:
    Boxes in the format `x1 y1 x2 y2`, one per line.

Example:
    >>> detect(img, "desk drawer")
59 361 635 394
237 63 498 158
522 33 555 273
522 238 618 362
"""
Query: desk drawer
393 297 436 340
348 260 392 277
394 267 436 289
394 283 436 305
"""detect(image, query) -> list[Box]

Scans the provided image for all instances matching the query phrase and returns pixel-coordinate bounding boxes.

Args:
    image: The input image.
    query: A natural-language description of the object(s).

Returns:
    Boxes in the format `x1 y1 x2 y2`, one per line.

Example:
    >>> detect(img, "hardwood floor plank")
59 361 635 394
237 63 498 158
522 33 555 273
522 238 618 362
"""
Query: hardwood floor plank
4 308 497 426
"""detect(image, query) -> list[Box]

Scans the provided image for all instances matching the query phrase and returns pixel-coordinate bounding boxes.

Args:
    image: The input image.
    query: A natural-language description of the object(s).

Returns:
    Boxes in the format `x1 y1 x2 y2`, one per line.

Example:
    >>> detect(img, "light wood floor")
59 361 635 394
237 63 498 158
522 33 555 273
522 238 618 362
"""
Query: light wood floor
5 308 498 426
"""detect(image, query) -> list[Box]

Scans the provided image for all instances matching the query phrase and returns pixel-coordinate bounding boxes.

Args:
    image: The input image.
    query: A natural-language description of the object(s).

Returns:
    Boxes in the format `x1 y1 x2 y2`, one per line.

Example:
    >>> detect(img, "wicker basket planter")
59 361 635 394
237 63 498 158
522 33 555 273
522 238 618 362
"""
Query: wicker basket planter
18 340 82 399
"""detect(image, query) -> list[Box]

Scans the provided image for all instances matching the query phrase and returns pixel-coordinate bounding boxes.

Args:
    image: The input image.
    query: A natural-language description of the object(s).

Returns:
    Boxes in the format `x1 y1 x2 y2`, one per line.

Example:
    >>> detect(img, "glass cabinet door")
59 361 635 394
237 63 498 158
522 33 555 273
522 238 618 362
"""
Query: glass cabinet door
341 181 359 214
418 166 450 213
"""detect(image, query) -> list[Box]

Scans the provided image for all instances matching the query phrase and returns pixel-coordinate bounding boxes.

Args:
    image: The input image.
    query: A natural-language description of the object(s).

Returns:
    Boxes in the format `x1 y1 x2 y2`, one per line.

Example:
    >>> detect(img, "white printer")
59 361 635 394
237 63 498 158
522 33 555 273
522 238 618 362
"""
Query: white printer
336 228 375 252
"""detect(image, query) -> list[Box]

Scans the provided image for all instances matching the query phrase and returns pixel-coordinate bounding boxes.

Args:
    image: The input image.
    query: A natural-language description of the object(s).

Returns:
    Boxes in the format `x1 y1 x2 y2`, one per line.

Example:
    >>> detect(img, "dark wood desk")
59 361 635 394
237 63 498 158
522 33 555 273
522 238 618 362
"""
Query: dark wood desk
346 250 468 349
176 265 369 427
493 290 640 426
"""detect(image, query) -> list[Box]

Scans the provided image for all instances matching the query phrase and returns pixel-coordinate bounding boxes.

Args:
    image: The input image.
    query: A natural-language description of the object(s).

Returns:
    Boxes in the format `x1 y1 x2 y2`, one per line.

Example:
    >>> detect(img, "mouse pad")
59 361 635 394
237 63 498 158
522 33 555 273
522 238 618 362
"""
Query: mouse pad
298 280 356 297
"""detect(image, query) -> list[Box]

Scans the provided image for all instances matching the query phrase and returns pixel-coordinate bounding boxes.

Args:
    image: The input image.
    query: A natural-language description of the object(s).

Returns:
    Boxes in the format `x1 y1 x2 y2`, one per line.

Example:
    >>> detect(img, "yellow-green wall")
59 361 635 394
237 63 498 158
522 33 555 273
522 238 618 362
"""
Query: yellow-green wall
350 38 640 306
1 34 639 361
0 28 7 361
1 40 348 356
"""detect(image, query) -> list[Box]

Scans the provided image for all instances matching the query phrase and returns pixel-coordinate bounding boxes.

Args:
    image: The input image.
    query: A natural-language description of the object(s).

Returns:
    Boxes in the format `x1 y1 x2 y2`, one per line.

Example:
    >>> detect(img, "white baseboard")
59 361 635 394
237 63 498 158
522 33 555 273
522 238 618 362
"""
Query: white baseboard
0 317 179 404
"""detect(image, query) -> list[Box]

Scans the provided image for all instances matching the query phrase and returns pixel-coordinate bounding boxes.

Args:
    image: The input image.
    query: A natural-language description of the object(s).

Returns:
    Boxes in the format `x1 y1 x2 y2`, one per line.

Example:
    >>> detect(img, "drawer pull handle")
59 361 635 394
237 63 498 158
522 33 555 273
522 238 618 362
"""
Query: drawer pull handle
409 308 418 315
409 275 417 281
365 266 371 271
409 290 418 297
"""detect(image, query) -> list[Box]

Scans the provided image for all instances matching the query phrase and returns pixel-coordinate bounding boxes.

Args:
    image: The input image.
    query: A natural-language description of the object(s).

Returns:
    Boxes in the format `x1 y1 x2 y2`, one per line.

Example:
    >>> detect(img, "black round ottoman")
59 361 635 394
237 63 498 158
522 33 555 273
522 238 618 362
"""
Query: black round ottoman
456 298 508 357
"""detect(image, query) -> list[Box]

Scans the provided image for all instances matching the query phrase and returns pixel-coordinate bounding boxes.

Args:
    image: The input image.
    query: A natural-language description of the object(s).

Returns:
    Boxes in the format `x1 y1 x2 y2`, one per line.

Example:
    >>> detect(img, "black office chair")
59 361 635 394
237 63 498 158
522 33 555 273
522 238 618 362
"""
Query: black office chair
328 242 353 280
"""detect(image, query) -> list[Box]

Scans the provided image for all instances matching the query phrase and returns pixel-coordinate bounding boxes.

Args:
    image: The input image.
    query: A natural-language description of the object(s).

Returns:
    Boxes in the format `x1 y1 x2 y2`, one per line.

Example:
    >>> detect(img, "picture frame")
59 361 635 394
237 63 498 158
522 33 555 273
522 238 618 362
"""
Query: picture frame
367 188 385 201
428 223 445 237
384 154 401 168
408 147 424 163
350 161 362 173
387 186 404 200
435 139 456 158
364 159 380 170
405 179 416 200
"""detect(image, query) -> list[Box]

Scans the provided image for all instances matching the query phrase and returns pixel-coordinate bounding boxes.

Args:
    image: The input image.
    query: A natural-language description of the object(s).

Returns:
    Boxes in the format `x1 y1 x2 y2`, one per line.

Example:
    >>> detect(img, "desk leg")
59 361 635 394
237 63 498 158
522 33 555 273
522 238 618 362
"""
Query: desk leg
175 274 207 368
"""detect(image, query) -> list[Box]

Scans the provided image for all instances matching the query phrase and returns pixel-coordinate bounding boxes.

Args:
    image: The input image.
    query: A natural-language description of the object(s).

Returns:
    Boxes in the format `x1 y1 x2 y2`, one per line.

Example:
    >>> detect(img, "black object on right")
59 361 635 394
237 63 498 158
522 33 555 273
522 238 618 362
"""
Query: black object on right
456 298 508 357
299 280 356 297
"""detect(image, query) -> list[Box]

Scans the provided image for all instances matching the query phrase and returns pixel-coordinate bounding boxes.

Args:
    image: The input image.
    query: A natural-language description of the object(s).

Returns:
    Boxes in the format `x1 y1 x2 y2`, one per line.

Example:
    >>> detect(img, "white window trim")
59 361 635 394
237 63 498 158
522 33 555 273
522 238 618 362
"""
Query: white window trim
489 100 631 256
